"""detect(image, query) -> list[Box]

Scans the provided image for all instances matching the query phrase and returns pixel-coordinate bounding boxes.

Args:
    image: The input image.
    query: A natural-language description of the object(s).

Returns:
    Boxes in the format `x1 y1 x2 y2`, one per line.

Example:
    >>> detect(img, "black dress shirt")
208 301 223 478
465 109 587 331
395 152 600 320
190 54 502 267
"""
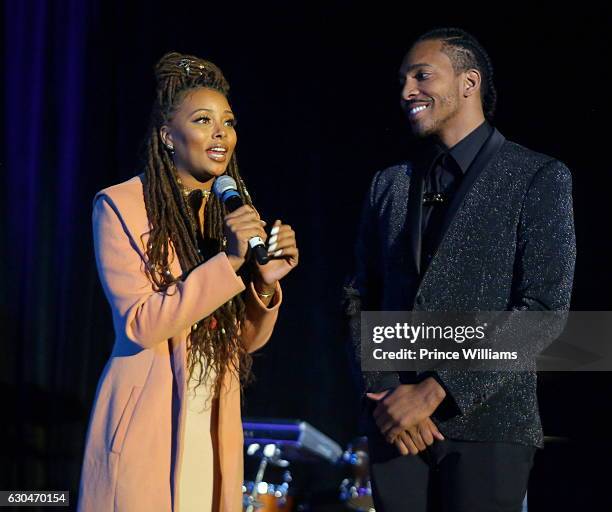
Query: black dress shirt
420 120 493 270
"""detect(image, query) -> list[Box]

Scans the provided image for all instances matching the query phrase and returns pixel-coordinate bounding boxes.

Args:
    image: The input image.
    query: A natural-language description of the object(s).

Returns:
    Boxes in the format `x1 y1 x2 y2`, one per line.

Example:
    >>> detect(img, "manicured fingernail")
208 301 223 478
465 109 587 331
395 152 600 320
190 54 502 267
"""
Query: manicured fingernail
268 235 277 245
267 243 277 253
273 249 283 257
270 226 280 235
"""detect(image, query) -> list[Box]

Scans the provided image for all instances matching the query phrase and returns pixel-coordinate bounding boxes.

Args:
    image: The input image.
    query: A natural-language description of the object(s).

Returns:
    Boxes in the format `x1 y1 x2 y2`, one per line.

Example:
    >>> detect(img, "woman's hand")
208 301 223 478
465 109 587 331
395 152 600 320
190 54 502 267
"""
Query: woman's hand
224 205 267 272
255 220 299 286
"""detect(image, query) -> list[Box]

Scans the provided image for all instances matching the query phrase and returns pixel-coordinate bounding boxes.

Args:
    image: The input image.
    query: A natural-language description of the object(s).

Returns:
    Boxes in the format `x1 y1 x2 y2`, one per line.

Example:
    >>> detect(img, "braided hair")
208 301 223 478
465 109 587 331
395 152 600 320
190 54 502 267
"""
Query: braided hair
141 51 253 401
415 28 497 121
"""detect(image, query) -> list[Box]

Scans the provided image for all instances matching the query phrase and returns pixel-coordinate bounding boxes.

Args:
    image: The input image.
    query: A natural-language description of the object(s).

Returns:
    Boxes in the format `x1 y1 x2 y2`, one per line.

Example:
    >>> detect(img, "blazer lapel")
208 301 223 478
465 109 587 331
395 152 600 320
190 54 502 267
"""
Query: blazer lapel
406 163 425 276
427 128 506 263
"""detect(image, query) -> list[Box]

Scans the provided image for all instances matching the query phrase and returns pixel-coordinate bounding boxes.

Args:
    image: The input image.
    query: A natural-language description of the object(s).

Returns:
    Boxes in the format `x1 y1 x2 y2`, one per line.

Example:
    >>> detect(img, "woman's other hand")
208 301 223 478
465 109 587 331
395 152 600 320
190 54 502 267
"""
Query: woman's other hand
256 220 299 285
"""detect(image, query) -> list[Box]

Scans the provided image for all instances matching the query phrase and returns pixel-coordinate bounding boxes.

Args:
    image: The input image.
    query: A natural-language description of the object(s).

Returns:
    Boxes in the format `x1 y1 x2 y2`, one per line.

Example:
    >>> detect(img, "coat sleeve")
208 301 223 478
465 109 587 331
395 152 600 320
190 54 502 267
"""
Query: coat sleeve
347 171 401 393
431 159 576 415
93 194 246 349
240 281 282 353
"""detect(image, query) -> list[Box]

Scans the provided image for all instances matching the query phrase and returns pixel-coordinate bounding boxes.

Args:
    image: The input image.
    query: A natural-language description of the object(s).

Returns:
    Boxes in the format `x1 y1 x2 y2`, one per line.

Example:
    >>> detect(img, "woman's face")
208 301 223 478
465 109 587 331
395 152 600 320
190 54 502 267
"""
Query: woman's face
160 87 237 180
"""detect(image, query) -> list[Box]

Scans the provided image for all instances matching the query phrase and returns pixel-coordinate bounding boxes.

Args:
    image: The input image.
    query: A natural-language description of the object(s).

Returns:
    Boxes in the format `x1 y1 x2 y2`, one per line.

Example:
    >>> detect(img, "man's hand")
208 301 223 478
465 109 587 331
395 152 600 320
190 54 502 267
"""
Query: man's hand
366 377 447 442
391 418 445 456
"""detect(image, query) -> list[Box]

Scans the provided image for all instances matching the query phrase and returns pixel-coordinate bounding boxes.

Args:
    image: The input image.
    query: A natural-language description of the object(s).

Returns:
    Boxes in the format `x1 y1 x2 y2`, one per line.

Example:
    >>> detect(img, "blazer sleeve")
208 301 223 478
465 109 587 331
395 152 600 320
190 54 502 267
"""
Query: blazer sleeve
347 171 401 393
241 281 283 353
93 194 246 349
432 159 576 416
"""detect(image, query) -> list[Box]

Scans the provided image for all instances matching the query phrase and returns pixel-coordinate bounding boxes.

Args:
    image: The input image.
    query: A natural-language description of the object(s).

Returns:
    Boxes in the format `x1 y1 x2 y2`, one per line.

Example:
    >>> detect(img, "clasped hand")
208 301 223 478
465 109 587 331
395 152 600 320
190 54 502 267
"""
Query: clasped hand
367 378 446 456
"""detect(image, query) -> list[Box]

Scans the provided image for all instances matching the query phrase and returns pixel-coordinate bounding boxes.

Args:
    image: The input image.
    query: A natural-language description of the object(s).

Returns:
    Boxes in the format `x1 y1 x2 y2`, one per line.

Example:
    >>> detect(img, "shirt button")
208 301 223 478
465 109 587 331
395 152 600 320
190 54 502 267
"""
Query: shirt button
416 294 426 305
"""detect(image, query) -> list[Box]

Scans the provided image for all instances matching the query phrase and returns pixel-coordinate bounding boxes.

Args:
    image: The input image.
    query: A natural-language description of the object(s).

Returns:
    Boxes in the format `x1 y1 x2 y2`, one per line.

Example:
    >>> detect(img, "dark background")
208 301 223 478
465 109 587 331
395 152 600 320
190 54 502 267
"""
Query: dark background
2 1 611 510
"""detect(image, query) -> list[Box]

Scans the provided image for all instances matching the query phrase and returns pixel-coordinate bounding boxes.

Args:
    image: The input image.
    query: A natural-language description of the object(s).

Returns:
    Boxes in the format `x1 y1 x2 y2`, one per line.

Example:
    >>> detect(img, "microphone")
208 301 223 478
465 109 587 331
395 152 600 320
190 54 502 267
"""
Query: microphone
213 175 270 265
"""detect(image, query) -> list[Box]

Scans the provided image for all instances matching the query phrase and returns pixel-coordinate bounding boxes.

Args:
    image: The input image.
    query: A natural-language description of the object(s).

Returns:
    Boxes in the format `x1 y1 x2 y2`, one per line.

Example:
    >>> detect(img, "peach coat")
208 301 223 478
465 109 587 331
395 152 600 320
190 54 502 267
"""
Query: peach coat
77 175 281 511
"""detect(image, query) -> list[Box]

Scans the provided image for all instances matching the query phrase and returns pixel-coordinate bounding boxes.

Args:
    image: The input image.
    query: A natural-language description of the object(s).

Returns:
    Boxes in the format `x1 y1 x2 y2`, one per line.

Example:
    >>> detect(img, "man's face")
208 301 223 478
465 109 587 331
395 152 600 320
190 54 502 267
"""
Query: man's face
399 39 463 139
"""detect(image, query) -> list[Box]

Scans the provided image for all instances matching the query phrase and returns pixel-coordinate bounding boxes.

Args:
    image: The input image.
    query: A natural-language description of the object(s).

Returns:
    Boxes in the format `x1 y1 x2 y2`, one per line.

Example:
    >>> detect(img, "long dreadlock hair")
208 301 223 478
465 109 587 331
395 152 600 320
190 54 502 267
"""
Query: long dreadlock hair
415 27 497 121
140 51 253 400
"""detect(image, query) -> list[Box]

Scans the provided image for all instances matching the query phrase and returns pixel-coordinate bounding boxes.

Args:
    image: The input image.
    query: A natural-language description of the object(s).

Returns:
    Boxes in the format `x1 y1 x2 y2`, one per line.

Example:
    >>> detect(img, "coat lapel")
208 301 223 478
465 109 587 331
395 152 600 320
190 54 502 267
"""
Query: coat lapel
406 159 427 276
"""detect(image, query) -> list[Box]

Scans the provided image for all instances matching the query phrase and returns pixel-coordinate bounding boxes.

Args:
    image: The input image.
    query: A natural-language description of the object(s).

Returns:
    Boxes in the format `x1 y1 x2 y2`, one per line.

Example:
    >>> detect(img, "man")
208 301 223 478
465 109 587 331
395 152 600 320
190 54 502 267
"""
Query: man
347 28 576 511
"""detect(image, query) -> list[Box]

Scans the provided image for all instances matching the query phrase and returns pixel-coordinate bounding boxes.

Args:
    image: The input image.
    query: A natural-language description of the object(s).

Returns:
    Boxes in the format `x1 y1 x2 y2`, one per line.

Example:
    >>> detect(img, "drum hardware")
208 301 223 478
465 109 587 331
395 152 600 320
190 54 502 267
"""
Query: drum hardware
338 437 375 512
242 418 345 511
243 470 293 512
244 443 293 511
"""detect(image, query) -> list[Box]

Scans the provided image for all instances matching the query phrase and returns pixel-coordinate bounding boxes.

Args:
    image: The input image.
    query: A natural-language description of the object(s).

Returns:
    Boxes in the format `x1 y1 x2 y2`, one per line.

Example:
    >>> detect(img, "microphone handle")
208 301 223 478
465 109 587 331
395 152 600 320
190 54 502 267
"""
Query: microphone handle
224 194 244 212
252 244 270 265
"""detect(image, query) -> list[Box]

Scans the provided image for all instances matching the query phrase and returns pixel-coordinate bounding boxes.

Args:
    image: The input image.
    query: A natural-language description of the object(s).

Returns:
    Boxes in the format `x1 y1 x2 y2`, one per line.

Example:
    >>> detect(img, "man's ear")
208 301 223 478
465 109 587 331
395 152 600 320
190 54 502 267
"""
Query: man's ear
463 69 482 98
159 125 173 148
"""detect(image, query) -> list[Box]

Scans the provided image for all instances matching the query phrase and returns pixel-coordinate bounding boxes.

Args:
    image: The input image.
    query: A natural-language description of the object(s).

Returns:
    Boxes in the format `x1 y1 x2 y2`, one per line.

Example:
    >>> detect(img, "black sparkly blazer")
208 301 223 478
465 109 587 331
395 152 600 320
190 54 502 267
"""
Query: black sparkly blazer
347 128 576 447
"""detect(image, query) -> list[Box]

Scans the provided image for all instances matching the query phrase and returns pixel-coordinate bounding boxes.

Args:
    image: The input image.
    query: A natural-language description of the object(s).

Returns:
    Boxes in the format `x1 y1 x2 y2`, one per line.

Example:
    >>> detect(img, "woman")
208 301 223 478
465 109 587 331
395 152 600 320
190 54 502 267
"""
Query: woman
77 52 298 512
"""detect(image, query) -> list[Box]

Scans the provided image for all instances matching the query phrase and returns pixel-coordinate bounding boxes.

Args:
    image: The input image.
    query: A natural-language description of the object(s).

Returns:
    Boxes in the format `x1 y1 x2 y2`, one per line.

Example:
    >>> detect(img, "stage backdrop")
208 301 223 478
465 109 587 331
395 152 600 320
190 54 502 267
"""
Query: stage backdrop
2 1 611 510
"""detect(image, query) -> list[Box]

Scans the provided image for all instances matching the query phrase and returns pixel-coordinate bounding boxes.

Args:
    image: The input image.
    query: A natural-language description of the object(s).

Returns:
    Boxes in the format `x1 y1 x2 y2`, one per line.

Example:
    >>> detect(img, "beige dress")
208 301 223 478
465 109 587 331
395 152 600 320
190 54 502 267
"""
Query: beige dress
178 197 217 511
178 356 216 512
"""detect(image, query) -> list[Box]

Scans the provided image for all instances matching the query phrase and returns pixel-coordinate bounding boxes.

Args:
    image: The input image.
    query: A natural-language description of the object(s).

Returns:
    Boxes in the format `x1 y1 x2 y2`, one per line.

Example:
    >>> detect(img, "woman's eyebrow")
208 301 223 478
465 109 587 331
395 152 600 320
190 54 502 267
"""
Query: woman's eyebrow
189 108 234 116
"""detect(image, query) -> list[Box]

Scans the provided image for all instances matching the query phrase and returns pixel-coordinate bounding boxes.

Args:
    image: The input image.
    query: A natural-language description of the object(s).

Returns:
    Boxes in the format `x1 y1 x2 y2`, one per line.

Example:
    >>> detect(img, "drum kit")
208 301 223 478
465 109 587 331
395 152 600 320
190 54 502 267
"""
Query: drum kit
242 418 375 512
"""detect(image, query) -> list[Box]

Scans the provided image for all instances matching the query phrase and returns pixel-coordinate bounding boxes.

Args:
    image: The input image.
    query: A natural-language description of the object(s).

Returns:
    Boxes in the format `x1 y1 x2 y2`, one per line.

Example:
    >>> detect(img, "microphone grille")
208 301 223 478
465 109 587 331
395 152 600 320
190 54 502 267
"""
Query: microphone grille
212 175 237 198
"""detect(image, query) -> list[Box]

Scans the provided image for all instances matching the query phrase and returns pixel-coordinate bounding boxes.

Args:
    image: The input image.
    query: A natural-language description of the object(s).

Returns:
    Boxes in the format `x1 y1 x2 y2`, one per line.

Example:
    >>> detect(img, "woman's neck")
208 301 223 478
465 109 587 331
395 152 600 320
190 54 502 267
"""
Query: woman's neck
176 169 215 193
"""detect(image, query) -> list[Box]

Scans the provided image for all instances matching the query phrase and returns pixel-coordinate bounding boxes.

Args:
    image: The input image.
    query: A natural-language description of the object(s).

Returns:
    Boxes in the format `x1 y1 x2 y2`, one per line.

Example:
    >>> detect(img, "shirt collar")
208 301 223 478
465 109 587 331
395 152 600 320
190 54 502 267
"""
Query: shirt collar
446 120 493 174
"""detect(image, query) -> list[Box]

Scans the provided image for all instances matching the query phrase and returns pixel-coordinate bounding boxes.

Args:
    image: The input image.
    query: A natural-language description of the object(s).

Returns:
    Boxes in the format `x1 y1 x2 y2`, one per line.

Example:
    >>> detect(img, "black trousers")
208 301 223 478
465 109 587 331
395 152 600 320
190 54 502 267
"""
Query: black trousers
369 435 536 512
